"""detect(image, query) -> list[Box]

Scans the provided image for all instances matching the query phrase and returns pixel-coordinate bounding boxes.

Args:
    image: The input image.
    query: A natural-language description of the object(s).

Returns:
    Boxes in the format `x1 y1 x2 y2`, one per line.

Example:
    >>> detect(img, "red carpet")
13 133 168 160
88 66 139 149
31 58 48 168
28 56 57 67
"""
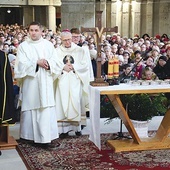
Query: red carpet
16 133 170 170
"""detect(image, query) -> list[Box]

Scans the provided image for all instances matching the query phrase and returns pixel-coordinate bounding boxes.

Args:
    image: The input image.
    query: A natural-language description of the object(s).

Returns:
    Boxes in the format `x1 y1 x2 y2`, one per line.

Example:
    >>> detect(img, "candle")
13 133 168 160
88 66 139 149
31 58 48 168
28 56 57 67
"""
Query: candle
107 59 114 79
113 57 119 78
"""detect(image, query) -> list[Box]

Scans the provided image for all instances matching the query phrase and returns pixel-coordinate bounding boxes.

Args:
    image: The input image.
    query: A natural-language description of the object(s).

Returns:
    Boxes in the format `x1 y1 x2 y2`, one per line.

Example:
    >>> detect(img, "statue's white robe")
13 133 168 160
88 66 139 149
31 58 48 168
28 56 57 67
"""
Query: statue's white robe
55 43 90 133
14 37 59 143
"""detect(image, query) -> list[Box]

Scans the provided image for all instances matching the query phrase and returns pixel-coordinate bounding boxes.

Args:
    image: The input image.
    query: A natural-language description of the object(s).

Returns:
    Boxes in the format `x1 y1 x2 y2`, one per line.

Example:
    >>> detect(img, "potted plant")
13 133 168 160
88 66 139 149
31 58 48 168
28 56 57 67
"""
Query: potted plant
120 93 168 137
100 95 118 118
102 93 168 137
121 93 167 121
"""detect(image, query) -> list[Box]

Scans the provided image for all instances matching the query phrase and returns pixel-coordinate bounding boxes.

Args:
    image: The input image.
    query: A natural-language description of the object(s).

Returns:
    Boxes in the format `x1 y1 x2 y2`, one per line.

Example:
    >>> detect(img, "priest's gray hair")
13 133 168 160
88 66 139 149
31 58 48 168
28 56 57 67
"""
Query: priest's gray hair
60 31 72 38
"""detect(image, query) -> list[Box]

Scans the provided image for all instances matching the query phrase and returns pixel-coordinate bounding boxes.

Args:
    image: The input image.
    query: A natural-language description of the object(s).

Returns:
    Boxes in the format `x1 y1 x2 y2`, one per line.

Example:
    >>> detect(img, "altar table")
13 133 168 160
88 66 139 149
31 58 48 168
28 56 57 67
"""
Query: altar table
89 83 170 152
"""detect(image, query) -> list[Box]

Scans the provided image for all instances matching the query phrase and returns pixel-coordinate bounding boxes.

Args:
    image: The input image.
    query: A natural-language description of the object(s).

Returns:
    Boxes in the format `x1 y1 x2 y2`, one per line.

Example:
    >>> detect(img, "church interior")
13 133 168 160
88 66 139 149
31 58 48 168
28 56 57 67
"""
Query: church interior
1 0 170 169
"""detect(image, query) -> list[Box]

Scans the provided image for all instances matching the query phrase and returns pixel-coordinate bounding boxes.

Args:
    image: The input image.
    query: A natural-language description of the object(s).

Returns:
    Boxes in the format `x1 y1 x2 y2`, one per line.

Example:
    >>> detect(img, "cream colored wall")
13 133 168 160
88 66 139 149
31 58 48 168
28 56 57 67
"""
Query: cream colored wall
23 7 34 27
0 0 60 31
106 0 170 38
61 0 95 30
0 0 61 5
0 0 170 37
27 0 61 6
0 0 26 5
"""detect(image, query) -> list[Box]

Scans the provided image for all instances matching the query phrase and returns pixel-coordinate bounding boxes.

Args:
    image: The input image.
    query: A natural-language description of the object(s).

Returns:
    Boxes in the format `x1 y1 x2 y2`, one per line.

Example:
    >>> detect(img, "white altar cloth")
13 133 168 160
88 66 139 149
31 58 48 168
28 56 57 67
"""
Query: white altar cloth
89 83 170 150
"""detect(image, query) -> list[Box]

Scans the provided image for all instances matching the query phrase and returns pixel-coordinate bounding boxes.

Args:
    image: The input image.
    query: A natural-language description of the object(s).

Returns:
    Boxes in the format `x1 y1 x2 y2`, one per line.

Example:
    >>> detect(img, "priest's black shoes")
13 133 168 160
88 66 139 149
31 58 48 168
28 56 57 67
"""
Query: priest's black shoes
59 132 69 139
20 138 34 144
59 130 82 138
41 143 57 150
33 142 60 150
75 131 82 136
59 130 73 139
81 125 86 130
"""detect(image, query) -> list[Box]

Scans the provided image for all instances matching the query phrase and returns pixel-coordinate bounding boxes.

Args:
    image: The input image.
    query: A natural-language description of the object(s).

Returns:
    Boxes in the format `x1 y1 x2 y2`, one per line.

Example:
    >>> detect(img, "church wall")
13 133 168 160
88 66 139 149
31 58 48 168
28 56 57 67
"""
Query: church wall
47 5 56 31
23 7 34 27
131 1 141 38
0 0 60 31
145 0 153 37
34 7 48 27
110 0 122 35
107 0 170 38
152 1 160 36
156 1 170 36
106 2 112 28
141 2 147 36
96 0 107 28
27 0 61 6
122 1 130 37
61 0 95 30
0 0 26 5
0 0 61 6
0 0 170 38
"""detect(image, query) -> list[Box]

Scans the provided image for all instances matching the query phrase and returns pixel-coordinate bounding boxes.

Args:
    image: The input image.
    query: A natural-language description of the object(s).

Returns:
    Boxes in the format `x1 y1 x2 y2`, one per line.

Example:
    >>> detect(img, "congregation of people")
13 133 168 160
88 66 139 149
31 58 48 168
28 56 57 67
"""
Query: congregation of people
1 23 170 83
1 22 170 150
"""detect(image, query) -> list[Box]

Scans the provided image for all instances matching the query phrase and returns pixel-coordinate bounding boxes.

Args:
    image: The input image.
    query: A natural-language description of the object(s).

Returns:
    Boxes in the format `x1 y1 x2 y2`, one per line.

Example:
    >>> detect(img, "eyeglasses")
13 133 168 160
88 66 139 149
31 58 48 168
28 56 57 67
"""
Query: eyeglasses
62 38 72 42
72 36 80 39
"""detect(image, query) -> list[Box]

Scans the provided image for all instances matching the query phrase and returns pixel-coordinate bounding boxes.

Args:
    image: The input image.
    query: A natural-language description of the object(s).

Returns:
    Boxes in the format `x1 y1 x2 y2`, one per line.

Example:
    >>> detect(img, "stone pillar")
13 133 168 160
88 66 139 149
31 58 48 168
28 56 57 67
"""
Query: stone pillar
96 0 107 28
145 0 153 36
122 0 131 37
106 1 111 28
23 6 34 27
158 1 170 36
110 0 122 35
61 0 95 30
131 0 141 38
47 5 56 31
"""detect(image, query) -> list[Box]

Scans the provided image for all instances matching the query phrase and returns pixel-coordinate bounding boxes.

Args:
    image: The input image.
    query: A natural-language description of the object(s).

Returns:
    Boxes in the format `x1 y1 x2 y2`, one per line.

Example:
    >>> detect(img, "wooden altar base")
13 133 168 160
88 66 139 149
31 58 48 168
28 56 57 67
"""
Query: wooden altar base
0 136 18 150
0 125 18 150
107 137 170 152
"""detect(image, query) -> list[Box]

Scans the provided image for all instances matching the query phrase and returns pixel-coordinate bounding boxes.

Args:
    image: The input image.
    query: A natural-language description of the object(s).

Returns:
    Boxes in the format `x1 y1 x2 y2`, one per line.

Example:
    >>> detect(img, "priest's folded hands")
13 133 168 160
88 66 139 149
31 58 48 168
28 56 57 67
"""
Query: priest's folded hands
63 64 74 72
37 59 49 70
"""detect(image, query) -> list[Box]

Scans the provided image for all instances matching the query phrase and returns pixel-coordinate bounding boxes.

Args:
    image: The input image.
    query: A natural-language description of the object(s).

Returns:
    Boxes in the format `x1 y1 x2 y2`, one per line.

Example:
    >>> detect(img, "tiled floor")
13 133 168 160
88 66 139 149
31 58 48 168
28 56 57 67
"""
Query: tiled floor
0 116 163 170
0 123 27 170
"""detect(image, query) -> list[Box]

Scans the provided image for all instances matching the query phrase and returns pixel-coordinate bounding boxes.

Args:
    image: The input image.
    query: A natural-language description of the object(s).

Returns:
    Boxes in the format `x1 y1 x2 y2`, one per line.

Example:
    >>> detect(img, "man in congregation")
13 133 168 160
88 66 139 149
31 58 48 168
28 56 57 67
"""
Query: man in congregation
54 30 90 138
70 28 94 81
14 21 59 149
70 28 94 124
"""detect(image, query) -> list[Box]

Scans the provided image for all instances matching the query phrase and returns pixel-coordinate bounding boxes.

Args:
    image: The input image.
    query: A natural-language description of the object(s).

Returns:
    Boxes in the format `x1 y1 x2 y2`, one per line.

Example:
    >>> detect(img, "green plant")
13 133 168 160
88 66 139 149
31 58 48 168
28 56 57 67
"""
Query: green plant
120 93 168 121
102 93 168 124
100 95 118 119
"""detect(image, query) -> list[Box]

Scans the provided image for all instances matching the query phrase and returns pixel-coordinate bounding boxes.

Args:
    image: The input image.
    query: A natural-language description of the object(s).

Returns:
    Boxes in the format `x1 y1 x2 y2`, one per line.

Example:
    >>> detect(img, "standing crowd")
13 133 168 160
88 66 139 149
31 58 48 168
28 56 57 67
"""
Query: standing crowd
0 22 170 150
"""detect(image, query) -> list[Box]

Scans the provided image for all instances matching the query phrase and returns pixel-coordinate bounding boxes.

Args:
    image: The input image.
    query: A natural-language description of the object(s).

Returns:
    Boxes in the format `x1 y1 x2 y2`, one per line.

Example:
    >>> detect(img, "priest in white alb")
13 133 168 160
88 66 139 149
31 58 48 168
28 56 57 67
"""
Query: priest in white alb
54 30 90 138
14 22 59 149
